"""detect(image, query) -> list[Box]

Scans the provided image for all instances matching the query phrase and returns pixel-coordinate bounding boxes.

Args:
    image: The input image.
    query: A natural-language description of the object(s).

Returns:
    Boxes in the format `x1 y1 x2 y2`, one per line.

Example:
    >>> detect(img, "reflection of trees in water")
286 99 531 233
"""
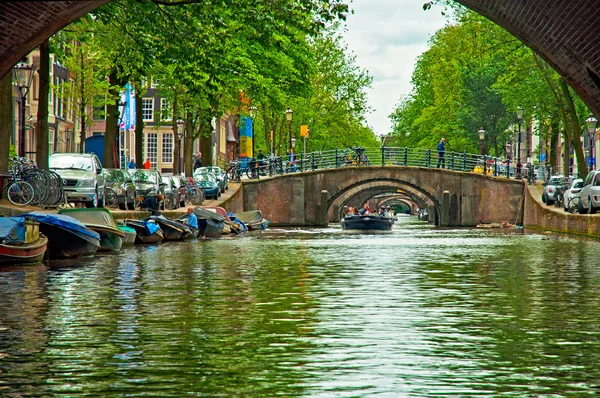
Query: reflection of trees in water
411 233 600 394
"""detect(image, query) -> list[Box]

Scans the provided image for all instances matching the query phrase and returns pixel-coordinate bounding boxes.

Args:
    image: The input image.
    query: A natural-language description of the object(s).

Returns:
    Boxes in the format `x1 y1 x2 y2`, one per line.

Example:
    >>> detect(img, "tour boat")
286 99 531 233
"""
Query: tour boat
58 208 125 252
124 219 164 244
0 217 48 265
18 212 101 259
340 214 394 231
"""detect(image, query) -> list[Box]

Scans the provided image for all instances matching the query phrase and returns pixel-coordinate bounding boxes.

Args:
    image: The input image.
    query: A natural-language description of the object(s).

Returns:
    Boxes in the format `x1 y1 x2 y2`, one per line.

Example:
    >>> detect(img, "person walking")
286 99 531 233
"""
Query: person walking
436 138 446 168
127 158 136 170
143 158 152 169
193 152 202 172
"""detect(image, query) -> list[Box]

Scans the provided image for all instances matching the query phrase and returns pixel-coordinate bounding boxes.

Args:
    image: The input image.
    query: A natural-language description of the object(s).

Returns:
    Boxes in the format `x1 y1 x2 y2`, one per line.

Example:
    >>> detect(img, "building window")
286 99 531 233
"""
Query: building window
151 79 159 88
142 98 153 122
160 99 172 122
145 132 158 167
162 133 173 163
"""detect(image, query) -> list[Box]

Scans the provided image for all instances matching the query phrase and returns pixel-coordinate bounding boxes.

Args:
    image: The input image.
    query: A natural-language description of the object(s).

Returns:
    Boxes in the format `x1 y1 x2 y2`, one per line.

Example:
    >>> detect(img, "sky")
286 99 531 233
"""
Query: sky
341 0 448 136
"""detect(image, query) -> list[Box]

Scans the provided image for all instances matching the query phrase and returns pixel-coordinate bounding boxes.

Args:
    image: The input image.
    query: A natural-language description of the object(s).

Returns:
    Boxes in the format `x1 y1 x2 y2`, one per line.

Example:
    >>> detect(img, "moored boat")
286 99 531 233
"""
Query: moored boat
17 212 100 259
124 219 164 244
340 215 394 231
118 223 137 246
147 215 190 241
193 207 225 238
0 217 48 265
235 210 269 230
58 208 125 252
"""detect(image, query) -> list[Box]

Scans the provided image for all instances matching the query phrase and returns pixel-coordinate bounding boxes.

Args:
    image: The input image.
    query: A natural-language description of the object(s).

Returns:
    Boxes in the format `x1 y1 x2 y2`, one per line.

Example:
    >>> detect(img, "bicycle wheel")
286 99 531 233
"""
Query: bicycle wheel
105 188 119 208
7 181 34 206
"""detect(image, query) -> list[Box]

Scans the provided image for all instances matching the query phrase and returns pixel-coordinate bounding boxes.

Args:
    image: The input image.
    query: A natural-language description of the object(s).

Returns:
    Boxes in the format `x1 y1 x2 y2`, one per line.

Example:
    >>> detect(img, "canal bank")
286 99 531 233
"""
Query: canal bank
0 182 242 220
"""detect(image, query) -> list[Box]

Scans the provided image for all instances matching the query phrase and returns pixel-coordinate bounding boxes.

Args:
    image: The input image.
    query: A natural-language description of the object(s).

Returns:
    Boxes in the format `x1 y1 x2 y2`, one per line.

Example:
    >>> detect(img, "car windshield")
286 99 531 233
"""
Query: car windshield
105 169 124 182
131 170 158 183
549 177 564 185
161 176 172 186
50 155 93 170
574 181 584 189
195 173 216 182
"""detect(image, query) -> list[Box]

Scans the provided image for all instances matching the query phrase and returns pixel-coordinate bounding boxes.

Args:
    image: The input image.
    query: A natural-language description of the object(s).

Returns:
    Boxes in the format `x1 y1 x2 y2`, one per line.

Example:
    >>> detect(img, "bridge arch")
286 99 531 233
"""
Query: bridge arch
327 178 440 224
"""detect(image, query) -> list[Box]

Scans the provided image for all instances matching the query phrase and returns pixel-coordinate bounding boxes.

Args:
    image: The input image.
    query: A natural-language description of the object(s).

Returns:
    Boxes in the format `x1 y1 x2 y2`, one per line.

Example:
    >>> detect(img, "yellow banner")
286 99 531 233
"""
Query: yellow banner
240 136 253 158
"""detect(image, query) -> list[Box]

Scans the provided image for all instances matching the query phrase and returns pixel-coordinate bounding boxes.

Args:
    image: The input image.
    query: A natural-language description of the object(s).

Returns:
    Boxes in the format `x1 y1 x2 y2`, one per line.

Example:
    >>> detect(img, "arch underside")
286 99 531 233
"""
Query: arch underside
327 178 441 225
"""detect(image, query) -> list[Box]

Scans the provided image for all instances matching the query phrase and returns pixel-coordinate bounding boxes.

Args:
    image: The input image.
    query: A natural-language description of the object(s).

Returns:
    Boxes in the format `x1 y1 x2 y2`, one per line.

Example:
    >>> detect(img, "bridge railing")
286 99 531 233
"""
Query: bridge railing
242 147 530 180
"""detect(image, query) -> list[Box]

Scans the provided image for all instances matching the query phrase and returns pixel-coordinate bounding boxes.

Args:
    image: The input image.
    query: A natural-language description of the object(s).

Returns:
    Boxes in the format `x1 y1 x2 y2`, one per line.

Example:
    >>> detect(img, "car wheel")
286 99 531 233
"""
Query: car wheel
86 190 99 208
542 193 547 203
590 198 597 214
547 197 554 205
118 198 127 210
579 198 588 214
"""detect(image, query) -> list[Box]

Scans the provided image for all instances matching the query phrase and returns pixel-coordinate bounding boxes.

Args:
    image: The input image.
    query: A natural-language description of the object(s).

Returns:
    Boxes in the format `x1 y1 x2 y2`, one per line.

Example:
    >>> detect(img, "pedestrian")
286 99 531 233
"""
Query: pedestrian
143 158 152 169
436 138 446 168
289 149 297 172
193 152 202 172
127 158 136 170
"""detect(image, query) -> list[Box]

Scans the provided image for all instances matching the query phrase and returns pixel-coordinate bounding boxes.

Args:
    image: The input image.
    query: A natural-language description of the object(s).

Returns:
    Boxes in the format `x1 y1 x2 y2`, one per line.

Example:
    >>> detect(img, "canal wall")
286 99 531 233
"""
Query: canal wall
523 183 600 238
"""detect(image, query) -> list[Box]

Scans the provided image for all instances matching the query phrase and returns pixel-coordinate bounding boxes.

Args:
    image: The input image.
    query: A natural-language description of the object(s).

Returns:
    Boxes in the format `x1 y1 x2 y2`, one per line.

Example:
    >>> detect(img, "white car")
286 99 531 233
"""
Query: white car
578 170 600 214
563 178 583 212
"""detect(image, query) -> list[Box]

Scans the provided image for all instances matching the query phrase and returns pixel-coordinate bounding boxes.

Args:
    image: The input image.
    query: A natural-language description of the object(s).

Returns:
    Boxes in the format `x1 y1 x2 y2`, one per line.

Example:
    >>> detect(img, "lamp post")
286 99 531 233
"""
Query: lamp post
177 119 185 175
505 142 511 160
291 136 296 150
586 113 597 171
285 108 293 151
249 106 257 159
13 60 34 158
516 106 524 179
478 127 485 155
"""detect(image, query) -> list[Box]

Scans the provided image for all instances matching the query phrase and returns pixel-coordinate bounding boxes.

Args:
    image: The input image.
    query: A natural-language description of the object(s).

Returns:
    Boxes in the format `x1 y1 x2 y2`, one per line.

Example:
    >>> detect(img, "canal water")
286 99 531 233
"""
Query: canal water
1 216 600 396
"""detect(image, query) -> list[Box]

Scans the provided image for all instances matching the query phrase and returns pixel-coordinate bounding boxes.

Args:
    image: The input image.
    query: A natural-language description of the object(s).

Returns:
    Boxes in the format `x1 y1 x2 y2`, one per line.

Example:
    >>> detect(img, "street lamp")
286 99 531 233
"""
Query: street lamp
516 106 525 179
177 119 185 175
291 137 296 149
13 60 34 158
285 108 293 151
586 113 597 171
249 106 258 159
505 142 511 160
478 127 485 155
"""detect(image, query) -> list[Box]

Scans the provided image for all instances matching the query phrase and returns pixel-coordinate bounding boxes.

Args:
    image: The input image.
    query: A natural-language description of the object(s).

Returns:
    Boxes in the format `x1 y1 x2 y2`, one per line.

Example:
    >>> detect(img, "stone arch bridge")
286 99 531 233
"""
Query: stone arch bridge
240 167 524 227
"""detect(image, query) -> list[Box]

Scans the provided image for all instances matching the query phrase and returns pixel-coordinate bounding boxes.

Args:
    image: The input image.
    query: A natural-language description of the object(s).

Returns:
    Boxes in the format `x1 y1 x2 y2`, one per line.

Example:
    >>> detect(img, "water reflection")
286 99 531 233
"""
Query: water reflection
1 219 600 395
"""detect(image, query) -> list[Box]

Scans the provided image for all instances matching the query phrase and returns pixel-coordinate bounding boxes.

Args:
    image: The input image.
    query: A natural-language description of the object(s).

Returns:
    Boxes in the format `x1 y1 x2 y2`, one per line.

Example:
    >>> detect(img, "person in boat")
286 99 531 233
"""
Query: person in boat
185 207 198 230
378 206 389 217
359 203 371 215
386 206 394 217
342 206 350 218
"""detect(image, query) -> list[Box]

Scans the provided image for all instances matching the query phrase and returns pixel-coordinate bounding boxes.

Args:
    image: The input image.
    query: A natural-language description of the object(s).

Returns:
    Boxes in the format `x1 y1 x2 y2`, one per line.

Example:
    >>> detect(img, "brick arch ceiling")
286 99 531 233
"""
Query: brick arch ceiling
0 1 110 80
455 0 600 116
2 1 600 116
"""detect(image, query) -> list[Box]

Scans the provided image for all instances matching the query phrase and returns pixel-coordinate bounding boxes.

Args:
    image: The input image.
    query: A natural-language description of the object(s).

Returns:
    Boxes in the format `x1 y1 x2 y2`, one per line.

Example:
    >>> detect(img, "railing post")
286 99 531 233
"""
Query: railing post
381 146 385 166
404 147 408 166
451 152 455 171
335 149 339 168
506 161 510 178
463 152 467 171
426 149 431 168
494 157 498 176
483 155 487 175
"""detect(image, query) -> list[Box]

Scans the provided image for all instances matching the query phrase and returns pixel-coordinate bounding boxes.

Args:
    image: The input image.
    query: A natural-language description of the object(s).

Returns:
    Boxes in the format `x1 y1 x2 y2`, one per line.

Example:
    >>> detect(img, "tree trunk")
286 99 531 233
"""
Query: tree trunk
0 72 12 173
200 118 212 167
78 48 86 153
104 71 122 168
549 116 559 173
36 38 50 170
135 85 143 168
184 112 193 177
559 77 587 178
172 94 179 174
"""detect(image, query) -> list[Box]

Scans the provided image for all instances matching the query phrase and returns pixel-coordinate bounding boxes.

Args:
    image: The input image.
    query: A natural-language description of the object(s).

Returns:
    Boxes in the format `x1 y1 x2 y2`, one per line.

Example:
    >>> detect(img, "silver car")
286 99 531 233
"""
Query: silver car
50 153 106 208
542 175 567 205
578 170 600 214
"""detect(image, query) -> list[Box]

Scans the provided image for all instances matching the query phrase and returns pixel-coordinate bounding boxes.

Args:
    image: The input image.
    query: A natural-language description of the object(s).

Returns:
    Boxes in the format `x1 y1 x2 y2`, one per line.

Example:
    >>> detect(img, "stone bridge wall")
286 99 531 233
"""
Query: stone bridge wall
240 167 524 227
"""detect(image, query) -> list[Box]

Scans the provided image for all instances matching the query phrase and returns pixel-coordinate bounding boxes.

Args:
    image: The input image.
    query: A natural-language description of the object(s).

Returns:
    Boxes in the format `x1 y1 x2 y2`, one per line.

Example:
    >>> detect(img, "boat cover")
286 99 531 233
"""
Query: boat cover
145 220 161 235
227 212 248 233
0 217 27 243
18 212 100 241
117 224 136 234
193 207 227 222
235 210 268 229
58 208 125 237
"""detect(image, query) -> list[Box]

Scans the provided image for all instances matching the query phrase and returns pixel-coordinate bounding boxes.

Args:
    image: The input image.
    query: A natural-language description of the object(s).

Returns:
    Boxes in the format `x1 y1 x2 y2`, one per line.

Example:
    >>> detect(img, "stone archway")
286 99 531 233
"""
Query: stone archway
334 187 426 220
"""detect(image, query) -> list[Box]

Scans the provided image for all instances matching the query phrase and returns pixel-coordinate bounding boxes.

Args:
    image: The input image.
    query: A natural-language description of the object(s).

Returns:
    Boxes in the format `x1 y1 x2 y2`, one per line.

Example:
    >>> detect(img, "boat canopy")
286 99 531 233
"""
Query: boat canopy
0 217 27 243
58 208 125 237
193 207 227 222
18 212 101 240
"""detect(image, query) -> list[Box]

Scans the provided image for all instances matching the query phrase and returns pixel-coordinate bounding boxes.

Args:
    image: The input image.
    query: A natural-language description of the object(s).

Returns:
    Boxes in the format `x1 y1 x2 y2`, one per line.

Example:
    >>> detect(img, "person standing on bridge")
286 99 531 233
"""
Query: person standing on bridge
436 138 446 168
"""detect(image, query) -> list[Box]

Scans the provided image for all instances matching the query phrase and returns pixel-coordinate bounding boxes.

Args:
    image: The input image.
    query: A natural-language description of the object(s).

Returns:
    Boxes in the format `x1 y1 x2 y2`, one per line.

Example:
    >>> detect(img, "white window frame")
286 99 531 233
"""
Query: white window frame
145 132 158 167
142 98 154 122
160 98 172 122
162 133 173 164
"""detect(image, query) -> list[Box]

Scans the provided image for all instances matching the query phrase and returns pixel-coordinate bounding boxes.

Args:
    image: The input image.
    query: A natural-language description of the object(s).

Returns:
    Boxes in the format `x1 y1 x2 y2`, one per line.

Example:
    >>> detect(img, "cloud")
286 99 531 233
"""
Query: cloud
342 0 447 135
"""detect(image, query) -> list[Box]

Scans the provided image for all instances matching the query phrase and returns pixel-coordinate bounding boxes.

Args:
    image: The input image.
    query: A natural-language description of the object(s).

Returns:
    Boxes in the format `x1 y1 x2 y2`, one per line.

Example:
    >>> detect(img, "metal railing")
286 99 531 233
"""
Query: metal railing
231 146 536 181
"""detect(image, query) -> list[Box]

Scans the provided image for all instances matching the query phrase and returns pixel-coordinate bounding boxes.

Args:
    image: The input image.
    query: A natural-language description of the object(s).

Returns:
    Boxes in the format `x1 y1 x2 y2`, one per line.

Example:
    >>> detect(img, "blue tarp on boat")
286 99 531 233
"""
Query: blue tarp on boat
227 212 248 233
0 217 26 243
17 212 100 240
145 220 160 235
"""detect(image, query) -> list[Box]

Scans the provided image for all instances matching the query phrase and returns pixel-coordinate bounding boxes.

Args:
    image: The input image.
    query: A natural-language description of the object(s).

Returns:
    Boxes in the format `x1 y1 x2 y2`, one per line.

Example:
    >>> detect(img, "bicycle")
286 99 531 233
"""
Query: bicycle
185 180 204 205
1 174 35 206
565 196 580 214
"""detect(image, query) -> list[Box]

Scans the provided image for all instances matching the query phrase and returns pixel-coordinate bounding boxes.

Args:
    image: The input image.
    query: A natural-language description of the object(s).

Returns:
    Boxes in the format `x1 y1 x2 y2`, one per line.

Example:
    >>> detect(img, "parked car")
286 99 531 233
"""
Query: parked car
578 170 600 214
542 175 567 205
199 166 229 192
129 169 166 210
161 175 179 210
563 178 583 212
49 152 106 208
104 168 137 210
194 172 220 200
171 175 188 207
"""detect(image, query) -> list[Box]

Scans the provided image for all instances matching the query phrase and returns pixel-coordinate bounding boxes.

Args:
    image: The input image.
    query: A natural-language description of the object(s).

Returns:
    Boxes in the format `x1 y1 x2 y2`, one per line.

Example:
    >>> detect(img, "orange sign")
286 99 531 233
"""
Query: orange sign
300 125 309 137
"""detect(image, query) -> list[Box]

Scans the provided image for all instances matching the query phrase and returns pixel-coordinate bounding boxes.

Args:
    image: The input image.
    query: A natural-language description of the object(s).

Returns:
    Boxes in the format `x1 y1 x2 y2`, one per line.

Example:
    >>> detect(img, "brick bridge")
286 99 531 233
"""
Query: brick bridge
239 167 524 227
